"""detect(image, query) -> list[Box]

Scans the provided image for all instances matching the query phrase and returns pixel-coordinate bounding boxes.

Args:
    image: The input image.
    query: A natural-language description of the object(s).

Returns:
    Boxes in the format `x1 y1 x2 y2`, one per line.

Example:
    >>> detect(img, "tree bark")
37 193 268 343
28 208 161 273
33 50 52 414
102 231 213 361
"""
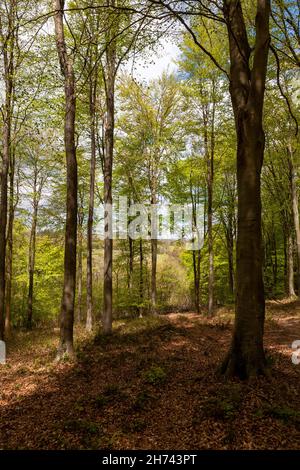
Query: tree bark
86 79 97 332
288 143 300 295
0 6 15 340
102 3 116 334
190 180 201 313
128 236 134 290
54 0 77 359
226 213 235 298
139 238 144 318
203 104 215 316
287 232 296 297
151 189 158 314
26 214 37 329
26 170 42 329
221 0 270 378
5 150 18 337
76 205 84 324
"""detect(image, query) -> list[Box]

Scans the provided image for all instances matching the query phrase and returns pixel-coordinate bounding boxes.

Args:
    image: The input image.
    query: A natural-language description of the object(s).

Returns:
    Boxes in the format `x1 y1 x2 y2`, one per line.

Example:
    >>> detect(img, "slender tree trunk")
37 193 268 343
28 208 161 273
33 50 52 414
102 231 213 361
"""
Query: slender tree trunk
54 0 77 359
5 152 17 336
102 8 116 334
221 0 270 378
190 183 201 313
284 230 288 294
203 98 215 317
86 80 97 332
192 250 201 313
139 238 143 318
150 188 158 314
207 146 214 316
226 215 235 298
271 221 278 293
287 232 296 297
128 236 134 290
76 217 83 323
151 238 157 313
27 168 43 330
27 203 38 329
288 143 300 295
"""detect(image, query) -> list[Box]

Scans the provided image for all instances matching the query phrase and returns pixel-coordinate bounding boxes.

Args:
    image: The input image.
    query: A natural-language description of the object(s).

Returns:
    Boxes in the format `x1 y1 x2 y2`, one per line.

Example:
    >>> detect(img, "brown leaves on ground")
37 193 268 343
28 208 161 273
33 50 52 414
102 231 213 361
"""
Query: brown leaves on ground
0 300 300 450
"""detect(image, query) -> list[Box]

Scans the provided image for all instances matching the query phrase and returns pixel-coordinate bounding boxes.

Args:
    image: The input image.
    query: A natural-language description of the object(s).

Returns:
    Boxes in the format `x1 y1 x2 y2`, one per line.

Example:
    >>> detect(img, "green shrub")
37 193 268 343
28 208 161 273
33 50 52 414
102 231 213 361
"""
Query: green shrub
143 365 166 385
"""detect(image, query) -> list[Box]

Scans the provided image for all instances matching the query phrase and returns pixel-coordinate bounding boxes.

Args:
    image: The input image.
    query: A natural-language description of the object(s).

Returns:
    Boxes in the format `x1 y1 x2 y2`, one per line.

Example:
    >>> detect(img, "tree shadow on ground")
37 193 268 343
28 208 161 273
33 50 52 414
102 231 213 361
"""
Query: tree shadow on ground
0 313 300 450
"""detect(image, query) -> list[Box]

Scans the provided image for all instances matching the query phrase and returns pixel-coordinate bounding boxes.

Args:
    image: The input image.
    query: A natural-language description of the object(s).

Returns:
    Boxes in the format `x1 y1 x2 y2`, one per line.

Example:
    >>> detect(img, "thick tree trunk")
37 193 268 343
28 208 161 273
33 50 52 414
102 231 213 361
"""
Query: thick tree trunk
0 115 10 341
86 80 96 332
0 0 15 340
102 13 116 334
54 0 77 359
221 0 270 378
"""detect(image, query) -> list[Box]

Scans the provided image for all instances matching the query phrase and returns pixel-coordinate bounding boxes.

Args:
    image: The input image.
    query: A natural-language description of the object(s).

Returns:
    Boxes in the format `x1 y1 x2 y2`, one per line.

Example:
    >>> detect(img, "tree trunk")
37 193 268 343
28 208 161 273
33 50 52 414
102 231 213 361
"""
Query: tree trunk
150 187 158 315
287 232 296 297
27 211 37 329
207 142 214 316
76 216 83 323
54 0 77 359
151 238 157 314
226 215 235 298
190 182 201 313
27 165 43 330
221 0 270 378
128 236 134 290
203 98 215 317
5 151 17 337
192 249 201 314
139 238 144 318
284 230 288 294
86 79 96 332
0 22 13 339
288 143 300 295
102 7 116 334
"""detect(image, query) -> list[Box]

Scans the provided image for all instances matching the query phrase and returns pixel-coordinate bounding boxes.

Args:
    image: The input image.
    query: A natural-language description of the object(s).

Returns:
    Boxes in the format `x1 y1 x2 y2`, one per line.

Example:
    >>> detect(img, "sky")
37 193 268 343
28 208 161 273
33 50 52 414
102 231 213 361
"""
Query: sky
122 39 181 82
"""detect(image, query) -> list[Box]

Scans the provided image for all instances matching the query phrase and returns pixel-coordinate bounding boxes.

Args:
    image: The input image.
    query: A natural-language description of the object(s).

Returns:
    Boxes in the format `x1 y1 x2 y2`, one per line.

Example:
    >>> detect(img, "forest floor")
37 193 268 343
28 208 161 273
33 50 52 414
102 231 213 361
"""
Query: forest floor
0 299 300 450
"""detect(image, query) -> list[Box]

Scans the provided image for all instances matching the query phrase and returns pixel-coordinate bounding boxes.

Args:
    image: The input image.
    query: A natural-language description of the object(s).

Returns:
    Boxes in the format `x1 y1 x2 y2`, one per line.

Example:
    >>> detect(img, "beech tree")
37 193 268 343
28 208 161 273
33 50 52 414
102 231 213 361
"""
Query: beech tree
54 0 78 358
0 1 17 340
143 0 271 376
220 0 271 377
